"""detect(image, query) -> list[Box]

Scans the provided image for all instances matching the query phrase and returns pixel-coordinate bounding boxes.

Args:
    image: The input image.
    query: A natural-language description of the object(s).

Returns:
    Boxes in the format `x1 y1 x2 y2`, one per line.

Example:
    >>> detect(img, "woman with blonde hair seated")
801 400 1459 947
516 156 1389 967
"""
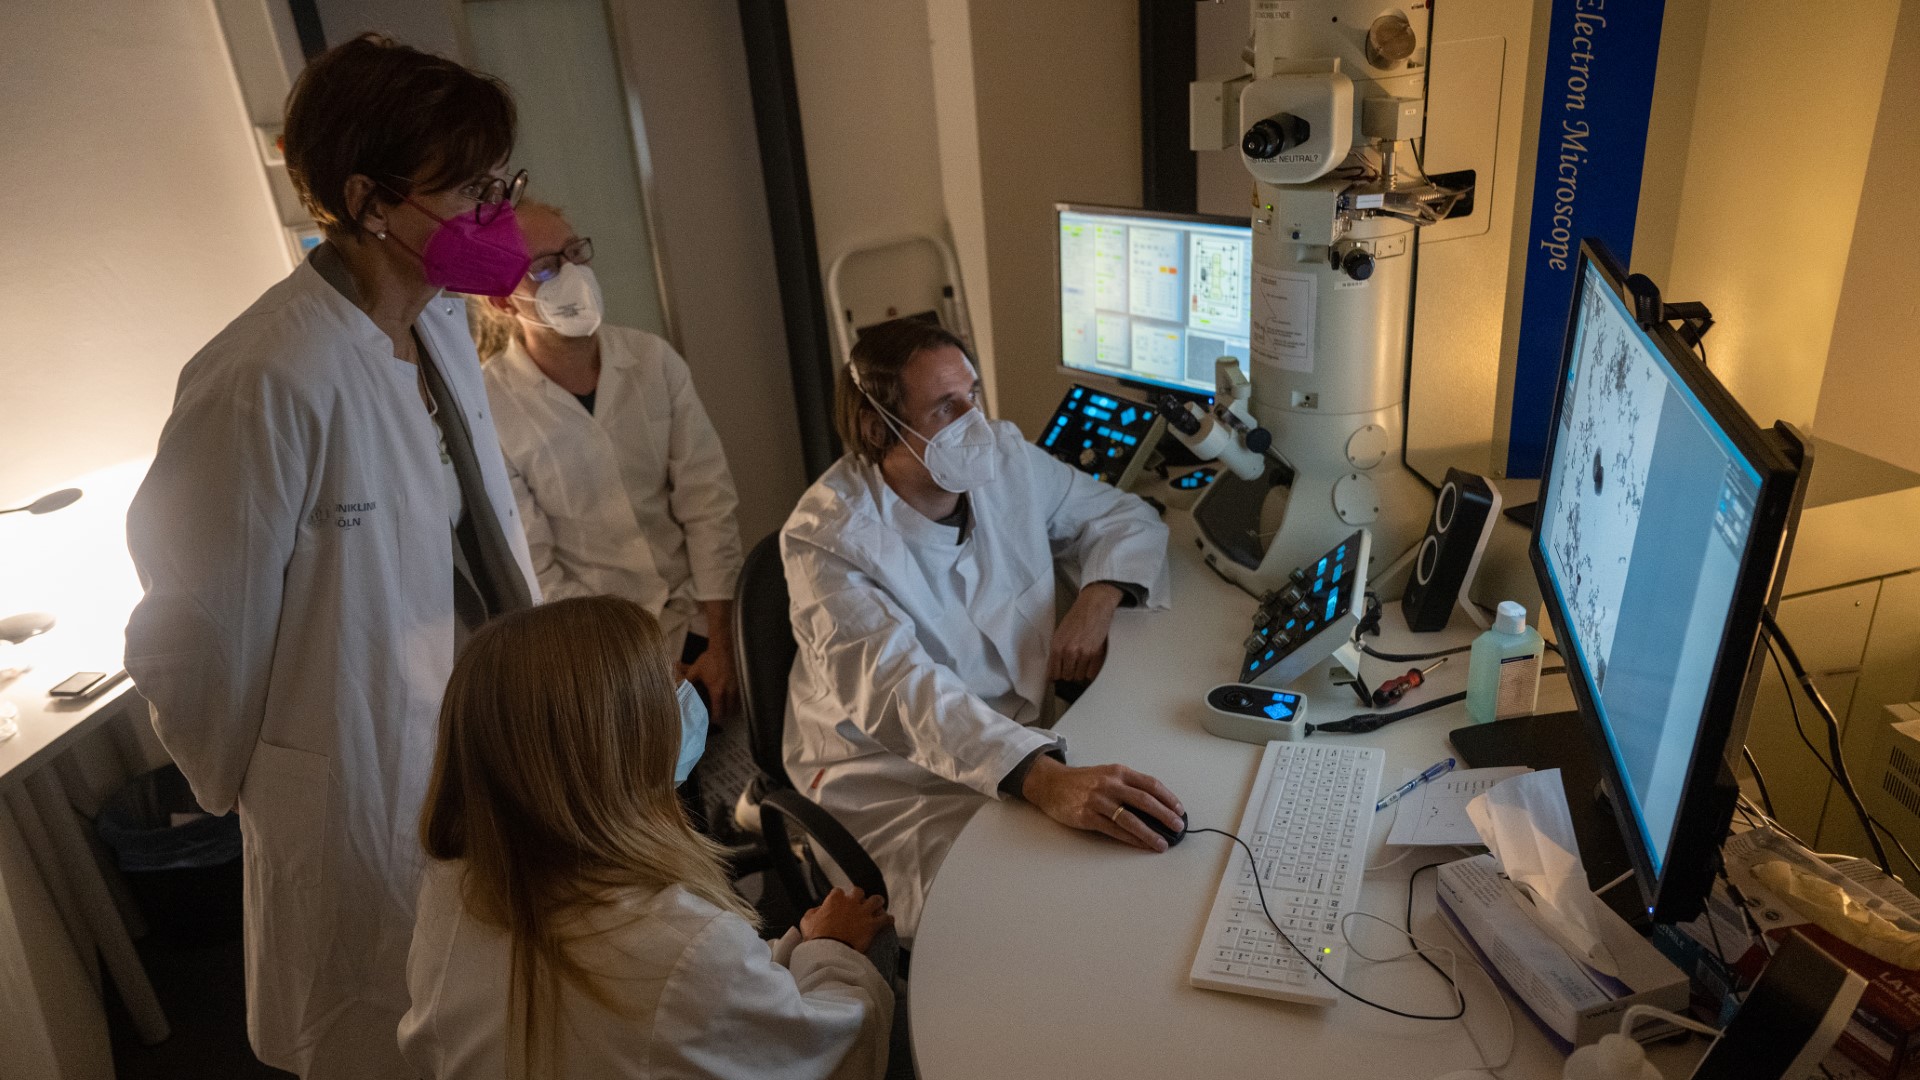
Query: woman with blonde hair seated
400 596 894 1079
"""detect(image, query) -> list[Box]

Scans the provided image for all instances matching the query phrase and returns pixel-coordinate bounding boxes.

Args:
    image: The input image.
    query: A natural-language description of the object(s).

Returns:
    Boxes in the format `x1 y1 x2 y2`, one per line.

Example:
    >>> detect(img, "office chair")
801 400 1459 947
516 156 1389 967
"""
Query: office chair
732 533 889 911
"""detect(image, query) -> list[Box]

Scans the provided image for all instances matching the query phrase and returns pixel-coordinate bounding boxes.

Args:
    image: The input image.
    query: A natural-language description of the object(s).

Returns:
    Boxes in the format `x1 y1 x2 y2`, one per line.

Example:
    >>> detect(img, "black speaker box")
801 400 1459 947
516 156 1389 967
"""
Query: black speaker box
1401 469 1501 632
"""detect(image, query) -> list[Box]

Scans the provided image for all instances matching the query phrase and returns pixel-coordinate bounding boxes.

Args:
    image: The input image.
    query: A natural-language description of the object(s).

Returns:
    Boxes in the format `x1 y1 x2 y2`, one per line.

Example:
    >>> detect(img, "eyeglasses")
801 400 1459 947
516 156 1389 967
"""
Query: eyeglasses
458 169 528 225
386 169 528 226
528 238 594 283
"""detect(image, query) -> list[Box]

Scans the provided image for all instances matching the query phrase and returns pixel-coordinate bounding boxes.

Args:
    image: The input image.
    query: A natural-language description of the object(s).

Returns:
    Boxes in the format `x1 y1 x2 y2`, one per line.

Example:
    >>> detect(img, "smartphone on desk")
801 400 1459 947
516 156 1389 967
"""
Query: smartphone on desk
49 669 126 700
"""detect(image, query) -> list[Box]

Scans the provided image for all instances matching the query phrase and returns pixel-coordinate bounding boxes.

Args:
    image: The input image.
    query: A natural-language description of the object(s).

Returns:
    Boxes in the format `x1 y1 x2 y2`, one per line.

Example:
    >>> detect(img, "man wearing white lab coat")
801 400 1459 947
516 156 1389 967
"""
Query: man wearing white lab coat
783 319 1187 940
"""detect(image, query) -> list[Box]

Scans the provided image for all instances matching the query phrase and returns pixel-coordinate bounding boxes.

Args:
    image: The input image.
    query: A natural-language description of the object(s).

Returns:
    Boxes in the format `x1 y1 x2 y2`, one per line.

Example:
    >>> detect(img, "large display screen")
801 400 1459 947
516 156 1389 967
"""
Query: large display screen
1536 261 1766 876
1056 205 1252 397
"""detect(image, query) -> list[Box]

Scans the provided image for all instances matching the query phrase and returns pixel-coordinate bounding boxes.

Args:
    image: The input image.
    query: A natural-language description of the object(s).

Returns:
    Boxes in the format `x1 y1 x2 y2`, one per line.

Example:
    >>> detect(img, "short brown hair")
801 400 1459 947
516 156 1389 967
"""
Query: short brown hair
834 318 976 466
283 34 516 239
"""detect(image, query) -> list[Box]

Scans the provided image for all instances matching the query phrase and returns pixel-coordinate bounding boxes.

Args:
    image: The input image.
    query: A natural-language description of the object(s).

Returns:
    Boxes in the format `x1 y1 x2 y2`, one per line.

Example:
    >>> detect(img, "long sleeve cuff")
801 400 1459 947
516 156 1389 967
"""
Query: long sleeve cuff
997 742 1066 800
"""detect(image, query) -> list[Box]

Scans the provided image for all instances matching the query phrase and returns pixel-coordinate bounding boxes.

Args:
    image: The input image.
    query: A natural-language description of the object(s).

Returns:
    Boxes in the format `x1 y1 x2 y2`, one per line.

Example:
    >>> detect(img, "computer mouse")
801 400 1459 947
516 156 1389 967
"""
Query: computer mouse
1120 805 1187 847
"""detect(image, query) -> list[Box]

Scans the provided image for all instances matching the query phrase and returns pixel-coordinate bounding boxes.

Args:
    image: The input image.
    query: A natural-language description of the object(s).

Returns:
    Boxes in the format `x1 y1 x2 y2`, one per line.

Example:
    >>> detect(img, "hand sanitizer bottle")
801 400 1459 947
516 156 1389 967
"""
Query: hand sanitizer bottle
1466 600 1544 724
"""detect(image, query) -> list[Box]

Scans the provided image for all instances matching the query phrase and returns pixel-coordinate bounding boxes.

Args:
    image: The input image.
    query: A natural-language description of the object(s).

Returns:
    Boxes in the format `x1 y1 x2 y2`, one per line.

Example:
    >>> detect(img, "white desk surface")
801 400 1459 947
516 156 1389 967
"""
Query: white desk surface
910 509 1707 1080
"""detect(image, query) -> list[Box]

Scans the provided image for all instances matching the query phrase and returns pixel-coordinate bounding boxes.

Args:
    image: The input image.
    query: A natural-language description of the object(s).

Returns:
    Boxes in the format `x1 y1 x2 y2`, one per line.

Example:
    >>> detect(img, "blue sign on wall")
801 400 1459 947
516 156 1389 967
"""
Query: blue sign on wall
1506 0 1668 478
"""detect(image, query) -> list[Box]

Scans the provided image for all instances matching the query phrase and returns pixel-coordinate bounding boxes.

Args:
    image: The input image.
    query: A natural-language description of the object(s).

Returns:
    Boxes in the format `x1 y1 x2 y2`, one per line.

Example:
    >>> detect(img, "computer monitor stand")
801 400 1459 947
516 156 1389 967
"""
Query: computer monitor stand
1449 713 1643 925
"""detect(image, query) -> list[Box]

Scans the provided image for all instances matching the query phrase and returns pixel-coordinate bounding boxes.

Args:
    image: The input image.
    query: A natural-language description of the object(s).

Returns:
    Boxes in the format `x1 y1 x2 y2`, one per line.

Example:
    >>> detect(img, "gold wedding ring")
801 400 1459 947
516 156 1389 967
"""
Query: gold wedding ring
1110 805 1128 824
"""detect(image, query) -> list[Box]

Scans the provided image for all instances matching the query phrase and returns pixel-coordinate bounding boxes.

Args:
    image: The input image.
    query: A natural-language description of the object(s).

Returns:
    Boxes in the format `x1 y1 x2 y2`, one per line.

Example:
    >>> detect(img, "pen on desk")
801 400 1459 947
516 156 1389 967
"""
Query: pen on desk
1376 756 1456 812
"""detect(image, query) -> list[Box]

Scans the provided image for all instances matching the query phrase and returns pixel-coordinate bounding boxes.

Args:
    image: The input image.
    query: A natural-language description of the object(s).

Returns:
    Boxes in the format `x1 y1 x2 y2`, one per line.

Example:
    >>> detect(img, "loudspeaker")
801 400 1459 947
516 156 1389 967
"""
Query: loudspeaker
1401 469 1501 632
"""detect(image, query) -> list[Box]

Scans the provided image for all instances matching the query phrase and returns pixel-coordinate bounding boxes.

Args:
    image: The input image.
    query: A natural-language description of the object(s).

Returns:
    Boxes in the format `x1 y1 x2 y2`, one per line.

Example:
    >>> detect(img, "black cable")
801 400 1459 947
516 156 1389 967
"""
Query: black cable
1358 642 1473 664
1407 863 1453 987
1741 745 1778 820
1313 692 1467 735
1762 613 1892 873
1759 637 1919 876
1186 827 1464 1021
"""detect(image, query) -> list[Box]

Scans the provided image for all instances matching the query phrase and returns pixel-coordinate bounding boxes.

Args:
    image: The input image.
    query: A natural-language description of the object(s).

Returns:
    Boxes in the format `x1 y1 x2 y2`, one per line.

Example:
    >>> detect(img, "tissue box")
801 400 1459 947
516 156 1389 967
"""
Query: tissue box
1436 855 1689 1049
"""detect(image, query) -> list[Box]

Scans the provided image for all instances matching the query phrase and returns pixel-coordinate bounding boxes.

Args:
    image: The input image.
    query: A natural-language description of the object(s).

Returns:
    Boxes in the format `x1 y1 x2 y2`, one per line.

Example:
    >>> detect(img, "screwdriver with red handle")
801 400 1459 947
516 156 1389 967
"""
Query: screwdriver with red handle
1372 658 1447 708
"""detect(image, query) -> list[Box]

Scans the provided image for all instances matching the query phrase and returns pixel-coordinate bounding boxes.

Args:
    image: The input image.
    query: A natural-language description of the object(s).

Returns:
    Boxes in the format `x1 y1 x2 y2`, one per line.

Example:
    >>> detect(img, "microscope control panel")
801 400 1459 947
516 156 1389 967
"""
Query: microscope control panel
1038 385 1166 489
1241 529 1370 688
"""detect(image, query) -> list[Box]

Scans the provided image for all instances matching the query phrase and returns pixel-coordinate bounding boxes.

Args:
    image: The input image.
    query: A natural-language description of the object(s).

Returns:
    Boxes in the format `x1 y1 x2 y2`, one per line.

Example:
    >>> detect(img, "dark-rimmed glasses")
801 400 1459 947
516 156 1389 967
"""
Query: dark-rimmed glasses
528 238 594 283
384 168 528 225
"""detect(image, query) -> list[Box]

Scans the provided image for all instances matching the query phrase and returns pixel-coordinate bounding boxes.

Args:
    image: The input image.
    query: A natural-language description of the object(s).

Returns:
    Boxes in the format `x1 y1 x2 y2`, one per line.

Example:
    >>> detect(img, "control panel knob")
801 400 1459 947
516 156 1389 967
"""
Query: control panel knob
1342 248 1375 281
1243 634 1267 654
1242 113 1311 160
1079 447 1098 467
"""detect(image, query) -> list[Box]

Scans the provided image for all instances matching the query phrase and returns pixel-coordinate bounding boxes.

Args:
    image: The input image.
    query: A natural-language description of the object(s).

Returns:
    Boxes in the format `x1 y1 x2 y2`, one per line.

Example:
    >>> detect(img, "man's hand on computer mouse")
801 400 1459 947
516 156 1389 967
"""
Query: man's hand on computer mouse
1021 755 1185 852
1048 582 1124 682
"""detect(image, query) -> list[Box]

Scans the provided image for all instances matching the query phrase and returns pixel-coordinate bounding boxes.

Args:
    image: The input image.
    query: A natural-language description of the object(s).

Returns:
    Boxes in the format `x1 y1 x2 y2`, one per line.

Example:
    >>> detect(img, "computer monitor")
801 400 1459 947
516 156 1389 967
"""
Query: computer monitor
1530 239 1808 923
1055 203 1252 399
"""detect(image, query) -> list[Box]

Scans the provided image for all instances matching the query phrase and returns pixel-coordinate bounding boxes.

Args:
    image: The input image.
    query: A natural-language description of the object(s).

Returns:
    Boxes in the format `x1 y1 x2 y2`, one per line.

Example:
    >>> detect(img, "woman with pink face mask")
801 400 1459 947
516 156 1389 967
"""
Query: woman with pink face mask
124 34 541 1079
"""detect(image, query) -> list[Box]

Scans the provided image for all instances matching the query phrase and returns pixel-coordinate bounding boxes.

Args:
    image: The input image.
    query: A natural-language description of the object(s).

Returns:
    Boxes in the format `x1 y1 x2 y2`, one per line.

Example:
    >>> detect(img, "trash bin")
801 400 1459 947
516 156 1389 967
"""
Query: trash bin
96 764 243 945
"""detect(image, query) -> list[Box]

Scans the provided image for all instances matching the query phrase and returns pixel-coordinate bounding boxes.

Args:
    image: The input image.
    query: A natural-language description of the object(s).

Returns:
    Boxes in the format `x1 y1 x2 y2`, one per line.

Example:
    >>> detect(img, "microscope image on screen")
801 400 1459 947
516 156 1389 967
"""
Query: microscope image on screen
1543 275 1669 688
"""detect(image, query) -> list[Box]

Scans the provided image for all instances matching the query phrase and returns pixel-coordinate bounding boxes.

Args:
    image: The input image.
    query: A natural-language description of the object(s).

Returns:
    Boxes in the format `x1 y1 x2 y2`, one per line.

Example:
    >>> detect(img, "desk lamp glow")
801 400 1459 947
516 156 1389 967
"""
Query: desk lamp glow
1 487 84 645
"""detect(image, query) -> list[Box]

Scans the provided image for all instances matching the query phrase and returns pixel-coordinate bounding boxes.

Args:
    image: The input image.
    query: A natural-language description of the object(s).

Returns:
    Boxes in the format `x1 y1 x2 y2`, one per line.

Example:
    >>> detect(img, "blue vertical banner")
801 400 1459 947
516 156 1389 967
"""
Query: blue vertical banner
1506 0 1667 478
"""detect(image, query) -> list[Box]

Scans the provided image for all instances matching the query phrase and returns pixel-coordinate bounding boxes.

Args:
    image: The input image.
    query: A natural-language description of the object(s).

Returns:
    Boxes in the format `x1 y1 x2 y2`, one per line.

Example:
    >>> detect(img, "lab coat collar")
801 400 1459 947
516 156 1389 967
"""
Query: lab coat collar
292 254 393 356
500 333 618 411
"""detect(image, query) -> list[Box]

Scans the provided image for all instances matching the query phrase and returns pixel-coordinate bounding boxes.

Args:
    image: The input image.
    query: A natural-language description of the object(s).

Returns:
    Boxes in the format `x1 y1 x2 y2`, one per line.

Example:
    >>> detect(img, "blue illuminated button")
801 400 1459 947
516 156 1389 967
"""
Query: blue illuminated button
1263 649 1275 662
1336 544 1346 560
1071 387 1084 399
1317 557 1329 576
1325 595 1338 620
1119 408 1137 426
1084 439 1093 449
1263 700 1293 720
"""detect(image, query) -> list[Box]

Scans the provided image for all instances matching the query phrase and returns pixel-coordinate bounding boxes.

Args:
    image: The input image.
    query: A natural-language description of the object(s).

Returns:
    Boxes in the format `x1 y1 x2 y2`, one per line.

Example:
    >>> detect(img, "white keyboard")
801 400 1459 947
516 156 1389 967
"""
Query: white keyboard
1190 741 1385 1005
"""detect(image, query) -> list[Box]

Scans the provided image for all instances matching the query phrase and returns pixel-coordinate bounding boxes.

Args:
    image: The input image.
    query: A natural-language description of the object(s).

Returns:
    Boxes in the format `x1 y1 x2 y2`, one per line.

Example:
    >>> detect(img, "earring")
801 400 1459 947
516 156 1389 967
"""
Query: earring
376 231 387 240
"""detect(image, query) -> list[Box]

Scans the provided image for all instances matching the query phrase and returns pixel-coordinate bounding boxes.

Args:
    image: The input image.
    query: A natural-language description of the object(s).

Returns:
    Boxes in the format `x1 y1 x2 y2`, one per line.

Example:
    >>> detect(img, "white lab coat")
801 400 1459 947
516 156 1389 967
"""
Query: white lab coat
399 861 893 1080
781 421 1169 938
124 261 538 1078
484 326 743 654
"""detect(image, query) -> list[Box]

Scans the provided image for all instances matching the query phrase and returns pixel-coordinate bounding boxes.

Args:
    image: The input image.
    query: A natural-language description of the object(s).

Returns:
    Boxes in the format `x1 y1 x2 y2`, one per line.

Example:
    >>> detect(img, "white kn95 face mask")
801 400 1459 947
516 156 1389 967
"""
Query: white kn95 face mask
517 262 604 338
871 399 999 494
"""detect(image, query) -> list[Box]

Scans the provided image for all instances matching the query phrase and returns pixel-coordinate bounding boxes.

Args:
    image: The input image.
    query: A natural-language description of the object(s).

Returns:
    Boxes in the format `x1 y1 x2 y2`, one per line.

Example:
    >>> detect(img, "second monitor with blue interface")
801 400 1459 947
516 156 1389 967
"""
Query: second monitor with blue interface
1056 204 1252 398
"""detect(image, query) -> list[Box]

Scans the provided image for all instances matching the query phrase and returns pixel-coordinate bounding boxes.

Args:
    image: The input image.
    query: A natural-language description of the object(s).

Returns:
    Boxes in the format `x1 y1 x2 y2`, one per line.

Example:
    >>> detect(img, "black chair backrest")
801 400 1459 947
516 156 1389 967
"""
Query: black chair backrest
732 532 800 787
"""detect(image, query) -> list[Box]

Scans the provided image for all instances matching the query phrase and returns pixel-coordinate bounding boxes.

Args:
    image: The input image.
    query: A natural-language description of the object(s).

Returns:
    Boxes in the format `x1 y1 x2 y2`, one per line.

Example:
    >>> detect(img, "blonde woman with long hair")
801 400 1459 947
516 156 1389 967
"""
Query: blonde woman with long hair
399 596 894 1079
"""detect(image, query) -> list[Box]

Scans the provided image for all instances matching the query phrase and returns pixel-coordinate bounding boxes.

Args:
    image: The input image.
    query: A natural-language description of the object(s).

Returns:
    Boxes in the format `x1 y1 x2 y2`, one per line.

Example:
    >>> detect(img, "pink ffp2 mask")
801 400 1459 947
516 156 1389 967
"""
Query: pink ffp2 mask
419 202 532 297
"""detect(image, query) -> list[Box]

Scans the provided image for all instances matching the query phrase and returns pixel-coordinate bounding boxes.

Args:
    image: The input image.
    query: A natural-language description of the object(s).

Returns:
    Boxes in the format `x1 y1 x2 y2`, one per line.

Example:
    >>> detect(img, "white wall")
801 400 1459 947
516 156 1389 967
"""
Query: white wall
1815 2 1920 474
1658 0 1901 432
0 0 289 509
